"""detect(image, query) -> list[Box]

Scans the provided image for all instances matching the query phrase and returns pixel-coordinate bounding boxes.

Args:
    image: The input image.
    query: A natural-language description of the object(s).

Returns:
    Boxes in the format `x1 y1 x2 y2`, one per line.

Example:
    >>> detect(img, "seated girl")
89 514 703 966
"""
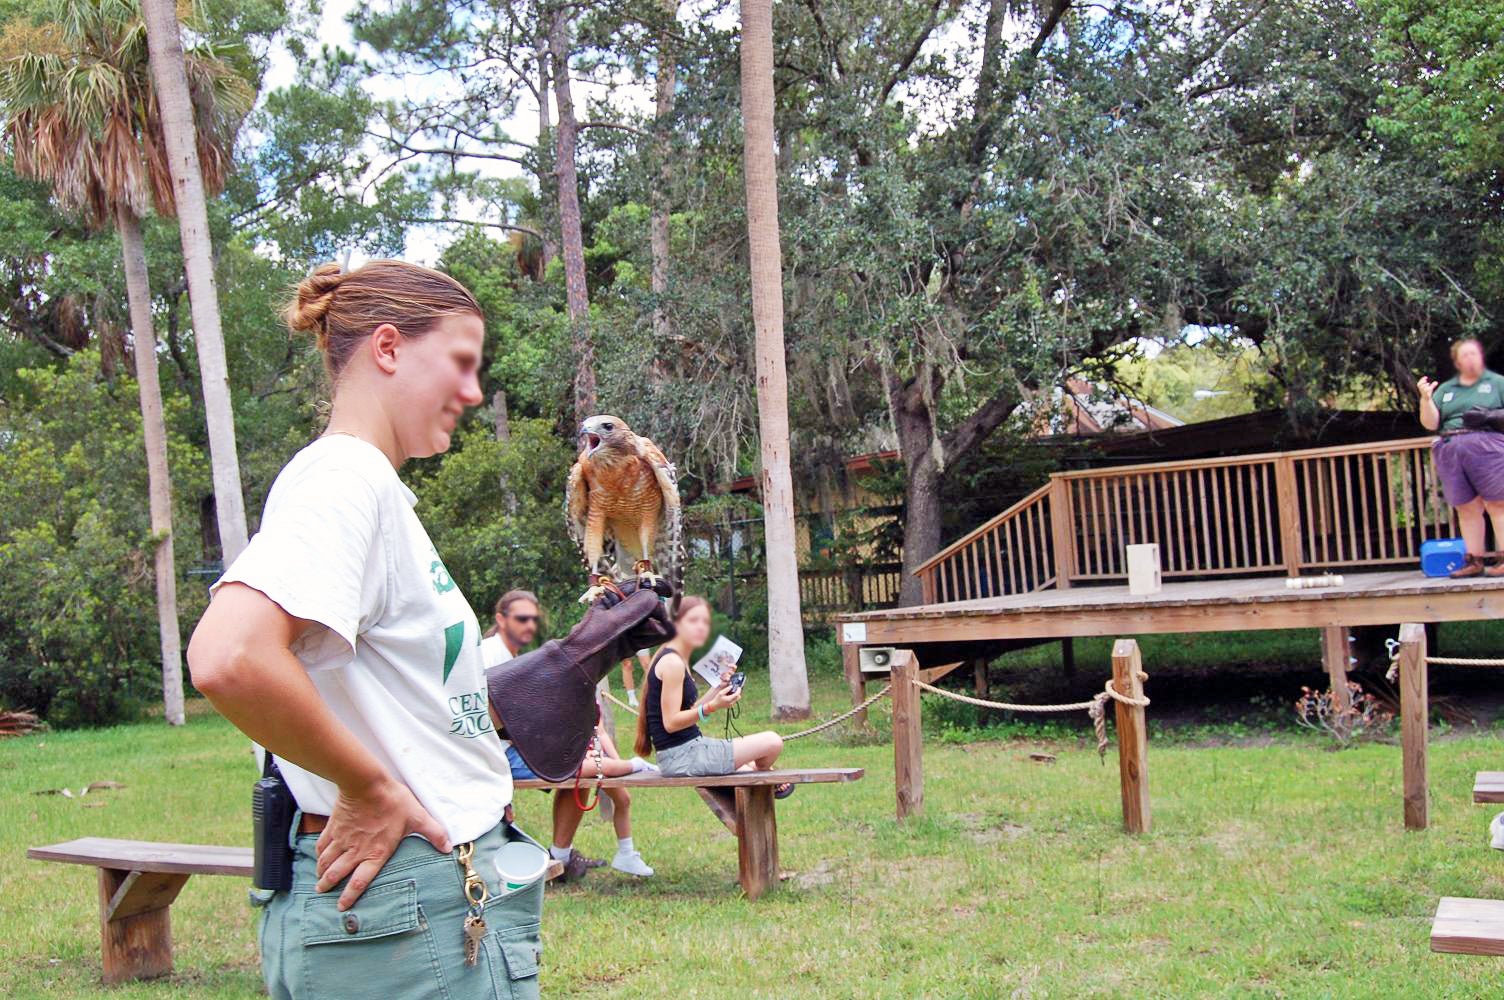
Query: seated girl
634 596 791 797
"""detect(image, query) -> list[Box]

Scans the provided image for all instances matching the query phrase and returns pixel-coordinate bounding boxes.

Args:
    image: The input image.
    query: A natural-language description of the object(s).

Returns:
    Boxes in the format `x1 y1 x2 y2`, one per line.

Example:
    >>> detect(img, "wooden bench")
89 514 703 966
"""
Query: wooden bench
28 836 563 984
1432 896 1504 955
1473 771 1504 803
515 766 864 899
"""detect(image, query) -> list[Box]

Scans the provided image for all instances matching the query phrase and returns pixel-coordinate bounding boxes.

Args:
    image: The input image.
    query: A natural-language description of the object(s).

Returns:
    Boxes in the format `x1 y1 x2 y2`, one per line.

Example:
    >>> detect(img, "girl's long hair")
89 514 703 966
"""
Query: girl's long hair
634 596 709 758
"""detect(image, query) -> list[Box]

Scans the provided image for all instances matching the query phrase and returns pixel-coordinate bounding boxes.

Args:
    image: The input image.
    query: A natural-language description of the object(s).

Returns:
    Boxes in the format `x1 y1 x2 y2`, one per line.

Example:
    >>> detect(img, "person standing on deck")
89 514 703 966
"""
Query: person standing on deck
1419 337 1504 578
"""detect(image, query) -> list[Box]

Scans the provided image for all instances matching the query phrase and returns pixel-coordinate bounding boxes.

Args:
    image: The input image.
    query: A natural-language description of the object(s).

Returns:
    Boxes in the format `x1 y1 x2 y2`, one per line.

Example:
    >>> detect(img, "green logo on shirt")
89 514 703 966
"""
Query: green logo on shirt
442 621 465 683
430 558 456 595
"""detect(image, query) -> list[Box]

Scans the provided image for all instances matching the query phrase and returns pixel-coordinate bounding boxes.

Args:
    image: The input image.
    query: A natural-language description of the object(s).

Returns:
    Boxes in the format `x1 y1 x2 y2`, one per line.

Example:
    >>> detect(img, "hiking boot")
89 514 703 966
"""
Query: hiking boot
1451 555 1485 579
558 849 592 883
611 848 655 877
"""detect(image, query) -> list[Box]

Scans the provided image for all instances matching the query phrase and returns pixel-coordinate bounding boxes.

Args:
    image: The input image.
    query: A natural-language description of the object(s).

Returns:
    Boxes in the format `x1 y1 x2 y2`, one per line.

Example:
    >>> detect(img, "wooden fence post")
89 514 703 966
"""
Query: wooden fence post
1274 456 1302 577
1048 476 1075 589
1398 622 1429 831
1111 638 1150 834
891 649 923 821
842 644 868 728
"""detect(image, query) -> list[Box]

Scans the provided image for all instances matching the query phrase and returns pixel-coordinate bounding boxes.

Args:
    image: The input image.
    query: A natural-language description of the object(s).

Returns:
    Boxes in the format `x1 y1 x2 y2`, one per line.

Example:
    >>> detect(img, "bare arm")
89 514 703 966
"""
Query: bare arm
189 583 450 910
655 653 739 734
1418 377 1440 431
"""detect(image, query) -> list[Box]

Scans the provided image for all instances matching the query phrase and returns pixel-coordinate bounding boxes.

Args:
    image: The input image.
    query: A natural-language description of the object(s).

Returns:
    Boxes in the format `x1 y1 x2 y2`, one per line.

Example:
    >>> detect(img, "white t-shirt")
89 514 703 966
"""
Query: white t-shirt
214 435 511 845
479 633 513 668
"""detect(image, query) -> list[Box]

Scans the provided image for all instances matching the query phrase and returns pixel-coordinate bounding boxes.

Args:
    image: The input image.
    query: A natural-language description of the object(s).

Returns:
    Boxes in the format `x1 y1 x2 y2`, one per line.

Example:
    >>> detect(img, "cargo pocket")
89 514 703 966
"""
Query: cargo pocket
301 880 447 1000
484 927 542 1000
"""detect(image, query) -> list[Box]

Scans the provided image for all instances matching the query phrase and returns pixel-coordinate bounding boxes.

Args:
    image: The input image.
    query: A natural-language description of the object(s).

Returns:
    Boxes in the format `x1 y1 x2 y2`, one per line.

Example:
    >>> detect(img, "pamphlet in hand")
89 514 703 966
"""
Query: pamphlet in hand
692 636 743 689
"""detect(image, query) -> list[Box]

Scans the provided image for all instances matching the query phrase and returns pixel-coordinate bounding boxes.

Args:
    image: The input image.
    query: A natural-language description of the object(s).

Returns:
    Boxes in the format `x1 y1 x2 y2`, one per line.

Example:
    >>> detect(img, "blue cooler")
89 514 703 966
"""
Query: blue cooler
1421 538 1467 577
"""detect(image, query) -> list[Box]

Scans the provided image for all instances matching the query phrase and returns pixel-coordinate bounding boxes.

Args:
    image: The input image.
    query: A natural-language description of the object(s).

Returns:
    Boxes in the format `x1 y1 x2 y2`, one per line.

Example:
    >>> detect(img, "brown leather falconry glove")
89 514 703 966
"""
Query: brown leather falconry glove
486 579 676 782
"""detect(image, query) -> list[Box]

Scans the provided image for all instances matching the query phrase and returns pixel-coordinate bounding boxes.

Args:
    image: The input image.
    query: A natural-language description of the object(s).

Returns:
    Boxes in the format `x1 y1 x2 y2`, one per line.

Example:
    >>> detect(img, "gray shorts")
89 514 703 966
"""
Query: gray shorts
657 735 735 777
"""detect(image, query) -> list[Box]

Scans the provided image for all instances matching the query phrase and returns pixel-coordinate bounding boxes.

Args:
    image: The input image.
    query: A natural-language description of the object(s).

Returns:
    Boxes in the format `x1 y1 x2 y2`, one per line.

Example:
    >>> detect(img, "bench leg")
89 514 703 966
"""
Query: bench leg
97 868 189 984
735 786 779 900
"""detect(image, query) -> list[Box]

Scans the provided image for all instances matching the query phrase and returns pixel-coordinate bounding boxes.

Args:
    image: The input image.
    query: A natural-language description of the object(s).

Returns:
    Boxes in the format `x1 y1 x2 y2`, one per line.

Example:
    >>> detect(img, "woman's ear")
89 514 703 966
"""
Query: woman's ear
369 323 401 374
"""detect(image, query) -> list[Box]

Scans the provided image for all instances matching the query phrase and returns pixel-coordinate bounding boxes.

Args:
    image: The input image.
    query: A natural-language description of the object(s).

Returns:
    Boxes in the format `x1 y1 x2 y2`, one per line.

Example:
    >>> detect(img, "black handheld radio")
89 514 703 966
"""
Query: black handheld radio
252 753 296 891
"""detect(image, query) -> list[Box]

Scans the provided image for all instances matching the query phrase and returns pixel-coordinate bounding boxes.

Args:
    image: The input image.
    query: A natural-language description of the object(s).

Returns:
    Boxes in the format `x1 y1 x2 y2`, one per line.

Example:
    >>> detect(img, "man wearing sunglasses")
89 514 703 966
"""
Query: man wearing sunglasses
482 589 657 882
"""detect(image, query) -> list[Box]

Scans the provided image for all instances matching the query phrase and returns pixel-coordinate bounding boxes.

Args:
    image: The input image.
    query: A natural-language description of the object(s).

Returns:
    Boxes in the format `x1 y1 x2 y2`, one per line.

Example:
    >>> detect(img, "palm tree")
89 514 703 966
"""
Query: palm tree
140 0 250 563
0 0 251 725
739 0 810 719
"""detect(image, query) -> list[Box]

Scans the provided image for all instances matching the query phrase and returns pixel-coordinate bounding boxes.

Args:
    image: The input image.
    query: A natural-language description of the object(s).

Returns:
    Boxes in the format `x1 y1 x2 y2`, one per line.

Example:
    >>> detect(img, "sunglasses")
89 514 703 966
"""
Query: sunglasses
508 614 539 624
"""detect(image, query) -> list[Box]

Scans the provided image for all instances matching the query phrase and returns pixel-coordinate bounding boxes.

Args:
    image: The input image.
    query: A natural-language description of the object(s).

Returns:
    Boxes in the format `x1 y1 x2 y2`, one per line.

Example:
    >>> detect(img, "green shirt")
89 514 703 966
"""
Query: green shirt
1435 370 1504 431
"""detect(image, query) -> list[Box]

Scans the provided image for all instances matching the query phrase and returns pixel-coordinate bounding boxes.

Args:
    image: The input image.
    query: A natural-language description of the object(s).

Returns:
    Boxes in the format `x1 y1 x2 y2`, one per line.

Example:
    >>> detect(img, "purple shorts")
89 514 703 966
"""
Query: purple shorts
1433 433 1504 505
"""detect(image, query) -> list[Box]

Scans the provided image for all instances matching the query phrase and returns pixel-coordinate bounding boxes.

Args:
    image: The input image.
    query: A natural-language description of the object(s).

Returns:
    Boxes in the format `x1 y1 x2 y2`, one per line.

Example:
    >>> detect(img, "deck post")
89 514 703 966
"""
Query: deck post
1274 456 1302 576
1111 639 1150 834
1320 625 1353 736
1047 476 1075 589
891 649 923 821
842 644 868 728
1398 622 1429 831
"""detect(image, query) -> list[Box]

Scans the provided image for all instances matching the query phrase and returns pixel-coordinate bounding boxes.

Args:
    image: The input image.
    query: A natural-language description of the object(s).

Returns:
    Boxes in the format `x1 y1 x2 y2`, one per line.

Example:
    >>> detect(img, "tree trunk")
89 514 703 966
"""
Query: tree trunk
892 394 943 607
535 31 558 269
650 0 678 352
740 0 810 719
117 207 185 727
139 0 248 563
547 7 595 423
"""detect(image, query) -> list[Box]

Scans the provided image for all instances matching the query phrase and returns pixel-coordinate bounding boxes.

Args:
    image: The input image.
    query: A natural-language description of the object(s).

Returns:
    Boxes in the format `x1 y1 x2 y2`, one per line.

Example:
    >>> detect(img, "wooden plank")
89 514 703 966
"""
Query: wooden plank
514 767 865 791
1399 622 1429 831
891 650 923 820
696 787 739 834
1048 477 1075 589
1111 639 1150 834
1473 771 1504 804
1432 897 1504 956
734 785 778 900
99 868 173 984
843 583 1504 644
918 660 966 685
28 839 252 877
105 871 190 923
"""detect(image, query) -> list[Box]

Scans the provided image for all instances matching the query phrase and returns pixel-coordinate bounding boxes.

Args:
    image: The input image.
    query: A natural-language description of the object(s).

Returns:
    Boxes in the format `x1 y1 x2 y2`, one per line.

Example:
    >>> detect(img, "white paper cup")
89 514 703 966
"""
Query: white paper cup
493 839 550 893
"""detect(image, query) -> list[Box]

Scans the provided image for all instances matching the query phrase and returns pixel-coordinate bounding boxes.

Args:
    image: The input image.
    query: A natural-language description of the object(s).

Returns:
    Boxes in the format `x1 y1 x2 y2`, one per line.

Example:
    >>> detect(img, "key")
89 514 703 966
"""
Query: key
463 910 487 966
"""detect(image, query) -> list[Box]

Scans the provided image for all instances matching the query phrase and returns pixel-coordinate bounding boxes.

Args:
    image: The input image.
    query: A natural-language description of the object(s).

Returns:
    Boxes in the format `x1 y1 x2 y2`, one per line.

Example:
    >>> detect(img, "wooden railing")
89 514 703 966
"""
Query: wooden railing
915 437 1456 604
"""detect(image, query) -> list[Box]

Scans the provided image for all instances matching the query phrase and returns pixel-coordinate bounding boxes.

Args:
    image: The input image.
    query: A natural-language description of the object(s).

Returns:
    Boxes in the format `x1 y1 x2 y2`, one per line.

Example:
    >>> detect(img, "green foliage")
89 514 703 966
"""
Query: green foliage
414 419 582 628
0 353 210 725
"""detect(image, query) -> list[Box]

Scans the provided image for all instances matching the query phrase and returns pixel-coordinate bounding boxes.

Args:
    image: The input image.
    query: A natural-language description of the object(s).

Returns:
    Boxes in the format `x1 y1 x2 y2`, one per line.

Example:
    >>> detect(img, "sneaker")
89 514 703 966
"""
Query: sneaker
611 849 655 877
630 756 659 773
1490 812 1504 851
576 849 607 869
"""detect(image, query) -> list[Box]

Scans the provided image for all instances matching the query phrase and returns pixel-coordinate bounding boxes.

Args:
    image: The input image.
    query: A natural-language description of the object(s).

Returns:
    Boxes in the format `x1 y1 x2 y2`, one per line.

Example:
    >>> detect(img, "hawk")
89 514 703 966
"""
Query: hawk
565 415 682 605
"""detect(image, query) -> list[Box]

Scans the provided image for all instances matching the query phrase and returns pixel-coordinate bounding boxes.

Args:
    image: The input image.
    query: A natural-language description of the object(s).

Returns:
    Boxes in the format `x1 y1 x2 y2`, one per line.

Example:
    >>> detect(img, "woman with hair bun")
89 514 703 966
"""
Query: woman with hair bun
188 260 543 998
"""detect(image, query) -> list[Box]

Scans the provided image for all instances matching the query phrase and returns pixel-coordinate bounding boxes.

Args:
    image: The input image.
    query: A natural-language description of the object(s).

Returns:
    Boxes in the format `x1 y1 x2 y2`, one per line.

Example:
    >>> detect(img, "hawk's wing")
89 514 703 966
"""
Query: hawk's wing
635 434 683 599
564 457 589 556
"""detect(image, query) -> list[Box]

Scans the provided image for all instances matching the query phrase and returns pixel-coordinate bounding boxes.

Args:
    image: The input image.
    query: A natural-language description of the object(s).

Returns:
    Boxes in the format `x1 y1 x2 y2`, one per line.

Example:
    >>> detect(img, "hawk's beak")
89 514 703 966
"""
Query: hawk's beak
584 432 602 453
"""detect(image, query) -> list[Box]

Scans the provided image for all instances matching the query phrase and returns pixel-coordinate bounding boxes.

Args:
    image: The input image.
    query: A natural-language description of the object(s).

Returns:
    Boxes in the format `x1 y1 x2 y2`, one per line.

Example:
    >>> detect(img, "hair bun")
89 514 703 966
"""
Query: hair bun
284 263 344 347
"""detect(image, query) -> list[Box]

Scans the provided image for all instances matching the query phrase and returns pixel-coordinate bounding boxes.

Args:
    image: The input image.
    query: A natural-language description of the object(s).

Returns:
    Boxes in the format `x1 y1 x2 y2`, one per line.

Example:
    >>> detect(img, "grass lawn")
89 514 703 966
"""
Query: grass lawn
7 664 1504 998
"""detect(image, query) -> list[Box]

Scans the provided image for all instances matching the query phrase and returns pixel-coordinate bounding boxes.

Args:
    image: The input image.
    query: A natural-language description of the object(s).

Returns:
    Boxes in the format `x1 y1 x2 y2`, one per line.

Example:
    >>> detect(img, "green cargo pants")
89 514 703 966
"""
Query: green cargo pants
257 819 543 999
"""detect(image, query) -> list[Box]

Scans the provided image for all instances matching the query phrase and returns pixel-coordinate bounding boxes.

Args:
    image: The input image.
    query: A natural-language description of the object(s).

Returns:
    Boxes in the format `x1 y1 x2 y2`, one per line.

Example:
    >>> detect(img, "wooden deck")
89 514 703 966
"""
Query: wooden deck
837 570 1504 645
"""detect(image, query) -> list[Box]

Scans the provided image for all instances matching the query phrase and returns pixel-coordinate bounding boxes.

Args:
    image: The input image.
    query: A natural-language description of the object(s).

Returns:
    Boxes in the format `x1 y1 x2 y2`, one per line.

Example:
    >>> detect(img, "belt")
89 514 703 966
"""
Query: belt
299 813 330 835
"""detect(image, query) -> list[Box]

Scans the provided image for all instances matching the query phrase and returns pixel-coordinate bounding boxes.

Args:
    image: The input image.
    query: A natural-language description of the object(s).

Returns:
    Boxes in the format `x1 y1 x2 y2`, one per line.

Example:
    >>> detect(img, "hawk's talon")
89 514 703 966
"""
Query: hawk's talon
578 574 621 605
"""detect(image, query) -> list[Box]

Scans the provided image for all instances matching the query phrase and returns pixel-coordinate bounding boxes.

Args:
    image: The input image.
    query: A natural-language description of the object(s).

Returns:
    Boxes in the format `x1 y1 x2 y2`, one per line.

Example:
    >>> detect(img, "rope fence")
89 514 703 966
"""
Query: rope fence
600 672 1150 755
1385 636 1504 682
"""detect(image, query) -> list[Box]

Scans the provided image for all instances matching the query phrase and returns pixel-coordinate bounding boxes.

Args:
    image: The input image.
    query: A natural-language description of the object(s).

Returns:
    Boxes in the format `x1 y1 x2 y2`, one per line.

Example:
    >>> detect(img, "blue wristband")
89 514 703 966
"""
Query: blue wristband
698 704 708 722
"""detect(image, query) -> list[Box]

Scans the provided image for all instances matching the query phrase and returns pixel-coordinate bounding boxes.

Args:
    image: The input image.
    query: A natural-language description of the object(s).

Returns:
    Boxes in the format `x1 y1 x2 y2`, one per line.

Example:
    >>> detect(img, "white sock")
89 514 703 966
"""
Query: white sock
617 837 634 855
630 755 658 772
550 844 571 862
